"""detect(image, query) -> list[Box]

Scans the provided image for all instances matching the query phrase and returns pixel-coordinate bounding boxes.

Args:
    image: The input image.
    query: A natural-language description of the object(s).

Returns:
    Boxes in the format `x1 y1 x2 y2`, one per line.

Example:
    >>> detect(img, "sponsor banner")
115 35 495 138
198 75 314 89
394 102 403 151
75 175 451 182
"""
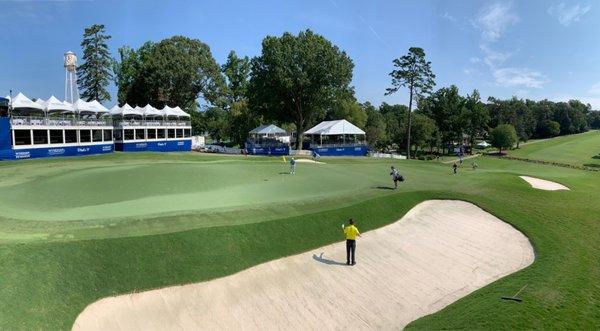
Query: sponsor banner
0 144 113 161
245 143 290 156
115 140 191 152
312 145 368 156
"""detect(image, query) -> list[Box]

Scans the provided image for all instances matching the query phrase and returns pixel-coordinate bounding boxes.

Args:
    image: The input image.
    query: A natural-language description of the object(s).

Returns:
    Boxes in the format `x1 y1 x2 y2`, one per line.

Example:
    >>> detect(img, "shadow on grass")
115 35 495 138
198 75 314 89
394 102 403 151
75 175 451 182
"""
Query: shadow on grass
583 163 600 168
374 186 396 190
312 252 347 266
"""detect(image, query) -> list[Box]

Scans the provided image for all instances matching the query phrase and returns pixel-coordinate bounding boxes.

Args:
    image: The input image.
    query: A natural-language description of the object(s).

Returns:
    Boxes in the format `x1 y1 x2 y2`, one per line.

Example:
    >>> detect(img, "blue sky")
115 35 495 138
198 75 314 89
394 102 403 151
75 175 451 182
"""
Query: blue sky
1 0 599 108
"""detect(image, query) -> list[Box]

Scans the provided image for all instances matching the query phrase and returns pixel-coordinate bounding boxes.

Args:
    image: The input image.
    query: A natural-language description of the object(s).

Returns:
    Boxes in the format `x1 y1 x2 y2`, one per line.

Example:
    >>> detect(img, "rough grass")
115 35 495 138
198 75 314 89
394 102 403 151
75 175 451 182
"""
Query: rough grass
0 153 599 329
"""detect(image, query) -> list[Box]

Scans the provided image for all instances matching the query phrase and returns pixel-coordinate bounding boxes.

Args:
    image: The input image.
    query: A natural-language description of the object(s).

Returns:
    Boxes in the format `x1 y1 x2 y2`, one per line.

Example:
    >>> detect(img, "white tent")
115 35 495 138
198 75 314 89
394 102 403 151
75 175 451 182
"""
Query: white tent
61 100 74 113
304 119 365 136
172 106 190 118
73 99 95 114
35 98 47 108
45 95 71 113
109 105 121 116
161 106 180 117
121 103 143 117
11 92 44 112
142 104 162 117
88 100 109 114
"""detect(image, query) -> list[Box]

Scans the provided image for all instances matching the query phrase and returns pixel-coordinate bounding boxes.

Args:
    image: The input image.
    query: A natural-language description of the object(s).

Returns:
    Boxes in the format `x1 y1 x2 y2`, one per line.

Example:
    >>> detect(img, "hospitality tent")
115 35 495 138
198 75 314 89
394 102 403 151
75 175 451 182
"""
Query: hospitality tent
304 119 366 146
11 92 45 114
109 105 121 116
89 100 109 114
172 106 190 118
121 103 143 117
45 95 72 113
142 104 162 118
249 124 287 136
35 98 47 108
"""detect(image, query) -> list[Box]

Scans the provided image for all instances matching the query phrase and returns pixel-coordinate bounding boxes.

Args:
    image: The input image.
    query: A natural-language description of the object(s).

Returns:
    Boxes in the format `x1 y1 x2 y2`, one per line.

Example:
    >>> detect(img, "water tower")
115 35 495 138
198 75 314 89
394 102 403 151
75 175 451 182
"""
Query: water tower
64 51 79 103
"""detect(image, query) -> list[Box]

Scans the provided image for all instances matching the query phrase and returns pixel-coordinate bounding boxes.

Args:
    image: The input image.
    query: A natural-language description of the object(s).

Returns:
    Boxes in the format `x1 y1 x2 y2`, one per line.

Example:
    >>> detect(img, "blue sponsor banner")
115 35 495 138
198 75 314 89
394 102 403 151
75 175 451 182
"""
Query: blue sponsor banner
0 144 113 160
311 145 368 156
115 140 191 152
245 142 290 156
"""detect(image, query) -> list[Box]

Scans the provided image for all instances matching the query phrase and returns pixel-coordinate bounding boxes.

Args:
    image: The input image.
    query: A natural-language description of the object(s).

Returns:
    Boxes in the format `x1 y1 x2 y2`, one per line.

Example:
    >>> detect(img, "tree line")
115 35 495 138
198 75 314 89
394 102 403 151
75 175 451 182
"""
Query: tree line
77 24 600 154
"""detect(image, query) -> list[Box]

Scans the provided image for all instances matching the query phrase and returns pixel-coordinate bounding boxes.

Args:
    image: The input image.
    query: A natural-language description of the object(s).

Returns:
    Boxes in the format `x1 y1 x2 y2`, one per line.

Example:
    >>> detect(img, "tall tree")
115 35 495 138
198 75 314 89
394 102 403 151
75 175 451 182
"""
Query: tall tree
363 102 388 150
464 89 489 147
113 36 226 110
78 24 113 102
249 29 354 149
222 51 251 103
327 98 368 129
386 47 435 158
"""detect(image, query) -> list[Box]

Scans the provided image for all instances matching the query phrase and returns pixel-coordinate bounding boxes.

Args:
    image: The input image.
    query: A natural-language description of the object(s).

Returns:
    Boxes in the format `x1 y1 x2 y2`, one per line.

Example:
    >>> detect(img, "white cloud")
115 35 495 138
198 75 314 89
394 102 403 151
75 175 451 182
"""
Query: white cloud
589 81 600 95
493 68 549 88
464 69 472 75
441 12 457 23
480 44 512 68
548 3 591 26
469 57 481 63
474 2 520 41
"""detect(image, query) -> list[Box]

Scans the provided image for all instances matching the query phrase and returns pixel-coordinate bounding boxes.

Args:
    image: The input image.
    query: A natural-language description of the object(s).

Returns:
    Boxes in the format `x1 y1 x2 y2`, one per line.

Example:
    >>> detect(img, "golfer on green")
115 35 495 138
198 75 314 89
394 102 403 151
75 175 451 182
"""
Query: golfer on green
342 219 361 265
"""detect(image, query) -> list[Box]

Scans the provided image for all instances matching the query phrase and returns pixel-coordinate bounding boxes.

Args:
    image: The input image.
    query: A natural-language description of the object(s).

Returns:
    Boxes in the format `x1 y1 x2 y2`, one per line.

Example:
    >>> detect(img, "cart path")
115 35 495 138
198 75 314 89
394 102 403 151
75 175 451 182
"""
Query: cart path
73 200 534 330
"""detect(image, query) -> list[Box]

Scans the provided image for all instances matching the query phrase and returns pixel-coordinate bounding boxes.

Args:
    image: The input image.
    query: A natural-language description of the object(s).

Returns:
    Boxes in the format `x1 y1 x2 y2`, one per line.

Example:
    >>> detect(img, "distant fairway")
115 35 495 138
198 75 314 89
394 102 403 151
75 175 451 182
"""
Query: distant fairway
1 152 599 329
509 130 600 168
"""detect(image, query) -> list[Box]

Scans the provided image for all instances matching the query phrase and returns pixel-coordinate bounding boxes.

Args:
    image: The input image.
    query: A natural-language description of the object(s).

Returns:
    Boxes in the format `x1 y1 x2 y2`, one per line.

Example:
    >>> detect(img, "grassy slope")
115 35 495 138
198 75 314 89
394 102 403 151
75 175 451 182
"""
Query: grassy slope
509 130 600 167
0 154 599 329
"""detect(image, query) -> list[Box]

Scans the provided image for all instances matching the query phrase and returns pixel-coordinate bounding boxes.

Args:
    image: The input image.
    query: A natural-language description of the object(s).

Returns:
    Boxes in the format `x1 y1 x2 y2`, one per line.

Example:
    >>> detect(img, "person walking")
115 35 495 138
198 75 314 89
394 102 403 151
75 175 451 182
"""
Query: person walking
390 166 403 189
453 162 458 174
289 157 296 175
342 219 361 265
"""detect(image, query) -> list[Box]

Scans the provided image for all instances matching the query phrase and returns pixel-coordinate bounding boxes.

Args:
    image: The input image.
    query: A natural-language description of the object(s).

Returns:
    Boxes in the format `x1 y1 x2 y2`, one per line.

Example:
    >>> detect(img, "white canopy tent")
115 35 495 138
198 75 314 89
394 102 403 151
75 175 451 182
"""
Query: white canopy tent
11 92 45 114
35 98 47 108
109 105 121 116
172 106 190 118
304 119 366 146
45 95 72 113
142 104 162 118
121 103 143 117
89 100 109 114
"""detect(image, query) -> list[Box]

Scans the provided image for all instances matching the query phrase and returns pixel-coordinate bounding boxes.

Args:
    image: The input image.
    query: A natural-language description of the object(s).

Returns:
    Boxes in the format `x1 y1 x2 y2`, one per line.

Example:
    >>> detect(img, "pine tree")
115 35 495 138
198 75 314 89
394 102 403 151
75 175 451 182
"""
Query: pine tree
78 24 113 102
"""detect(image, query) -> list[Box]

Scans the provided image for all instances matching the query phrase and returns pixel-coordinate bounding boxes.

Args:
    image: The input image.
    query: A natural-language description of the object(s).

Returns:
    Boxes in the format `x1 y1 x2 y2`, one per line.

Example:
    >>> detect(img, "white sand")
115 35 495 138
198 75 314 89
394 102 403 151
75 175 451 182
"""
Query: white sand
73 200 534 331
520 175 570 191
294 158 325 164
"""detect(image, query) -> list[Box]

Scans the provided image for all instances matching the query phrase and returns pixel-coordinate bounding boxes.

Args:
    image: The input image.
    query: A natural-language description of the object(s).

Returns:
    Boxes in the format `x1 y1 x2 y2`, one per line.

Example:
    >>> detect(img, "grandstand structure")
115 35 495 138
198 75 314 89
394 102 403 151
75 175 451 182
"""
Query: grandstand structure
304 119 368 156
245 124 290 155
0 92 191 160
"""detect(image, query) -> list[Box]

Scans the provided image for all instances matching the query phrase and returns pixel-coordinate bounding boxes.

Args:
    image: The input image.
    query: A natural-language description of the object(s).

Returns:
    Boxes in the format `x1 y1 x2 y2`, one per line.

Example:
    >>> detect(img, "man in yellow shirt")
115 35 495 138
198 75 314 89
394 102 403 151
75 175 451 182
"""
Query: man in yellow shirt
342 219 361 265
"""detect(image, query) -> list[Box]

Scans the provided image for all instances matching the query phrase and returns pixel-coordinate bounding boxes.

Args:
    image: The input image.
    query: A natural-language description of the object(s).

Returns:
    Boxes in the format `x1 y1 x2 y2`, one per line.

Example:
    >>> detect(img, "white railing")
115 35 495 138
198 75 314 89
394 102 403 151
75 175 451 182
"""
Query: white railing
116 120 191 127
10 116 112 127
310 142 367 148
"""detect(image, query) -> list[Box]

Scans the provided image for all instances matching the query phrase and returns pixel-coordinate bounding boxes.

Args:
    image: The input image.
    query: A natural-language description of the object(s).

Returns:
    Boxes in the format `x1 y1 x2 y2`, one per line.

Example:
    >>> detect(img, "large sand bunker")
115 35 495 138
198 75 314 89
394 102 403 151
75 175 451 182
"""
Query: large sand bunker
520 175 570 191
73 200 534 330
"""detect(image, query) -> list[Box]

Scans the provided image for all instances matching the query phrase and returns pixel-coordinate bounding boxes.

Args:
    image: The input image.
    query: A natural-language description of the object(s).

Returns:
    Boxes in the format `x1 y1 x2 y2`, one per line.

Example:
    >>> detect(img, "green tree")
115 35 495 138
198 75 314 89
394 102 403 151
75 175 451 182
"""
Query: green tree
386 47 436 158
327 98 367 129
419 85 465 153
464 90 489 147
540 120 561 137
114 36 226 110
222 51 251 103
249 29 354 149
78 24 113 102
490 124 517 154
363 102 388 150
410 114 437 155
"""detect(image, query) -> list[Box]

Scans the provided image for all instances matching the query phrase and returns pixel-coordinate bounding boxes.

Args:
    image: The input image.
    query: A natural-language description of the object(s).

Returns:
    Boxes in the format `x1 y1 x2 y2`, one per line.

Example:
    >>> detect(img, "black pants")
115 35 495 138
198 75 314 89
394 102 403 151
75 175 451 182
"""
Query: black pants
346 239 356 264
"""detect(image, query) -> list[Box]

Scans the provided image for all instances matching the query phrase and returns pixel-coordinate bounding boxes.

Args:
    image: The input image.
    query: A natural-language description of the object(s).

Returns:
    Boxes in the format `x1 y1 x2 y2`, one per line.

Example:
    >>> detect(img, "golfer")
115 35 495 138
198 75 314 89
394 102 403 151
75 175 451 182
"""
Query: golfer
390 166 403 189
290 157 296 175
342 219 361 265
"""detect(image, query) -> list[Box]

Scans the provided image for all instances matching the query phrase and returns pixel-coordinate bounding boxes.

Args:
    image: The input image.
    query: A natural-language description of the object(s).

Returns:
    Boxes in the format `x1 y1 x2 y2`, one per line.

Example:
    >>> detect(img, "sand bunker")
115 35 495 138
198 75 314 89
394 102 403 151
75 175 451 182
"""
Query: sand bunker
294 158 325 164
520 175 569 191
73 200 534 330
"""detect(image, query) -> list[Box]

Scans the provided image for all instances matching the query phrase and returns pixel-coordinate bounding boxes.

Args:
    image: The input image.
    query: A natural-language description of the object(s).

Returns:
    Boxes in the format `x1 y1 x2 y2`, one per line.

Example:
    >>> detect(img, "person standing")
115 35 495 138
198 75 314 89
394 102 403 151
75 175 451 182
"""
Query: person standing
453 162 458 174
342 219 361 265
290 157 296 174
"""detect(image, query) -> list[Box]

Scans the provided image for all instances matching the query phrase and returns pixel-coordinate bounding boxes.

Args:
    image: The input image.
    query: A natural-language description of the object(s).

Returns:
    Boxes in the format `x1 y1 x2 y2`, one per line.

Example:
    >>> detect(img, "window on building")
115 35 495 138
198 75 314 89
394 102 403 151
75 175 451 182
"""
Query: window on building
103 130 112 142
184 129 191 138
124 129 134 140
135 129 145 140
168 129 175 138
147 129 156 139
176 129 183 138
65 130 77 143
13 130 31 145
33 130 48 145
113 130 123 141
79 130 91 143
157 129 165 139
92 129 103 142
50 130 63 144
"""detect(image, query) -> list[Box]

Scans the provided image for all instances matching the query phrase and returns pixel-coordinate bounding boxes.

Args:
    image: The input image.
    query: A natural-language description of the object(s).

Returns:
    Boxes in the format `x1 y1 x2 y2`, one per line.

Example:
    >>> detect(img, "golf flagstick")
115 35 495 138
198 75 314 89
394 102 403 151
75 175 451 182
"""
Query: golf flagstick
501 284 527 302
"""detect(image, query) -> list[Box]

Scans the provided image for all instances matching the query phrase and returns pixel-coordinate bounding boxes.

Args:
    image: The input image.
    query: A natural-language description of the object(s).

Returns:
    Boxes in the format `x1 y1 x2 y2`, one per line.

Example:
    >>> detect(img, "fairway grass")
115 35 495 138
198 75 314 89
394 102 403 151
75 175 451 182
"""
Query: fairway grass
509 130 600 168
0 153 599 329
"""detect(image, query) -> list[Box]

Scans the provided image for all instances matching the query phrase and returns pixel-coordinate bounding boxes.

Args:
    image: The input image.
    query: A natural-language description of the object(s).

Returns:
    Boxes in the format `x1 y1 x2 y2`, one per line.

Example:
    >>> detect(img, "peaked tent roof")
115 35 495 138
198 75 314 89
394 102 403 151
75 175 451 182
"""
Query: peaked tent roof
45 95 71 112
109 105 121 116
142 104 162 117
249 124 287 135
121 103 143 116
11 92 44 111
89 100 109 114
172 106 190 118
35 98 47 108
304 119 365 136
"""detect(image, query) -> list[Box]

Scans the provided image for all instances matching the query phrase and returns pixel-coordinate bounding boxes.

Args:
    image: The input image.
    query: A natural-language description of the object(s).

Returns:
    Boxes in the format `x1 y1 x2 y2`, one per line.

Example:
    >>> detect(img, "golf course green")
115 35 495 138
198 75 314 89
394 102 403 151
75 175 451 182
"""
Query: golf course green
1 143 599 329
